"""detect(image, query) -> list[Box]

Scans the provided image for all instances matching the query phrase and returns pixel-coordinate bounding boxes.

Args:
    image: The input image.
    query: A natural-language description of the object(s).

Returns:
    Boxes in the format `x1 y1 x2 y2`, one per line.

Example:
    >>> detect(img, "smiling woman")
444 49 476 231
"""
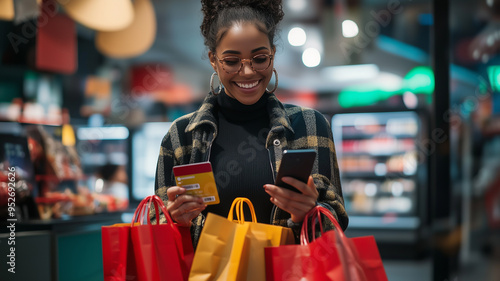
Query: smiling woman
209 23 275 105
153 0 348 249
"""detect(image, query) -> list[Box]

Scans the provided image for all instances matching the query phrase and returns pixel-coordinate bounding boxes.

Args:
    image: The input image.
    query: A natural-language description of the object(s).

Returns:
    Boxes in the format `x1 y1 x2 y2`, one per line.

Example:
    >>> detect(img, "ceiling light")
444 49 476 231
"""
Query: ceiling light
77 126 129 140
287 0 307 12
288 27 306 46
321 64 380 82
302 48 321 68
342 20 359 38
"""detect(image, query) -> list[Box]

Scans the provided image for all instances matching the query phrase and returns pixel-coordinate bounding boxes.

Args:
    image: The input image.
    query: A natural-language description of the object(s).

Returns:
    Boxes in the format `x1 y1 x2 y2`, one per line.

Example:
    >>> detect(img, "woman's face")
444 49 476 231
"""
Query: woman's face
209 22 275 105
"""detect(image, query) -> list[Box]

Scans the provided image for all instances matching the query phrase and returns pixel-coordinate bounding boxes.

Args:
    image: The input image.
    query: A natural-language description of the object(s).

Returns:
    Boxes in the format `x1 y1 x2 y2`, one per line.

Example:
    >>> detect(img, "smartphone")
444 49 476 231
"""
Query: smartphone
275 149 317 193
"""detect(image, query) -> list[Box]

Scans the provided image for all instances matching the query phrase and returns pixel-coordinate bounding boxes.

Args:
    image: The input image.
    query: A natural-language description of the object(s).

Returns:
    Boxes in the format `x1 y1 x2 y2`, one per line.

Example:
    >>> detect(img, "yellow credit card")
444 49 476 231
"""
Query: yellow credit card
173 162 220 205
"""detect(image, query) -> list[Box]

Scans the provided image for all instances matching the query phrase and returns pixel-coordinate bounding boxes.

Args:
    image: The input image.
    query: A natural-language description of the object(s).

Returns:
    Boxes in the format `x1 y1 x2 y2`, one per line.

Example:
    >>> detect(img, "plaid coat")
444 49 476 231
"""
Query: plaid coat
154 91 348 248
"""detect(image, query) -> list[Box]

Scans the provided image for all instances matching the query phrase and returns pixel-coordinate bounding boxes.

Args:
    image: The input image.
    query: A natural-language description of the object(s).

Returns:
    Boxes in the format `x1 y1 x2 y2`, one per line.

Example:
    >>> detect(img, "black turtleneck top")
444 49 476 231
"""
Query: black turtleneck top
202 90 275 223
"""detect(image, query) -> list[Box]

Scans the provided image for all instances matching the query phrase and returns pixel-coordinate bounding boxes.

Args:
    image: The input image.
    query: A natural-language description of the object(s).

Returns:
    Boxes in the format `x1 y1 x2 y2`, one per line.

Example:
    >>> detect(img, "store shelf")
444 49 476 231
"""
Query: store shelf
341 172 417 178
340 150 412 157
17 117 62 126
332 111 424 231
343 191 415 197
35 175 87 182
347 215 420 230
340 133 418 140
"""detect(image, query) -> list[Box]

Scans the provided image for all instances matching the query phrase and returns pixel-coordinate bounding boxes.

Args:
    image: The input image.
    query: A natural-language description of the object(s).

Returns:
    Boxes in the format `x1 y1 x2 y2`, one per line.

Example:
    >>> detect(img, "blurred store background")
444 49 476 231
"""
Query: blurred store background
0 0 499 280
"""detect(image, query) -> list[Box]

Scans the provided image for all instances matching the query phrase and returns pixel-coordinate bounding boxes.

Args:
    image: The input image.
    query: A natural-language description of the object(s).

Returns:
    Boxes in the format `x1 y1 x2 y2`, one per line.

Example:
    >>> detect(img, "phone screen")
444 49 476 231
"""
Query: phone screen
275 149 317 193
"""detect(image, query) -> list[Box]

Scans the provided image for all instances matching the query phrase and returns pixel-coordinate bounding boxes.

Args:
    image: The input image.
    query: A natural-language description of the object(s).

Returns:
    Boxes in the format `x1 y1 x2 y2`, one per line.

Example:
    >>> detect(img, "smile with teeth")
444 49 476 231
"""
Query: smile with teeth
235 80 259 89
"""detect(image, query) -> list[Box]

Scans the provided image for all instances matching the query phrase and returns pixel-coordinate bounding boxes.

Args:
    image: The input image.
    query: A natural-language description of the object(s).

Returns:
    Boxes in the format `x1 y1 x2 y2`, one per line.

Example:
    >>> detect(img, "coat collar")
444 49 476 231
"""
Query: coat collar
265 92 295 134
185 93 218 133
185 91 294 134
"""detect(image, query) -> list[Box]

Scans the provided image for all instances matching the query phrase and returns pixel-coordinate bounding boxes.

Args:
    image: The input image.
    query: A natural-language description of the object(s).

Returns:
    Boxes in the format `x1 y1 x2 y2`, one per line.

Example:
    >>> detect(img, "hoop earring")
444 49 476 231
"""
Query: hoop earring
266 68 279 93
210 72 223 95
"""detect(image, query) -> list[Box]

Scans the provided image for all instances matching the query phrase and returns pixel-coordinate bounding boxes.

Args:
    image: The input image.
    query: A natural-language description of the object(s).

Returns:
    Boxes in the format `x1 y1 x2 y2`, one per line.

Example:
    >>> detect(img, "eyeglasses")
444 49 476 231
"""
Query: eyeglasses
215 54 273 74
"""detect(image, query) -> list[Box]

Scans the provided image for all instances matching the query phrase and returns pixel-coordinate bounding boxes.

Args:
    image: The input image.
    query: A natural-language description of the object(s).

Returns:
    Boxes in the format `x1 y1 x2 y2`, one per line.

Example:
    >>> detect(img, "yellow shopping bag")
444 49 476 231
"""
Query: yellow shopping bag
189 197 295 281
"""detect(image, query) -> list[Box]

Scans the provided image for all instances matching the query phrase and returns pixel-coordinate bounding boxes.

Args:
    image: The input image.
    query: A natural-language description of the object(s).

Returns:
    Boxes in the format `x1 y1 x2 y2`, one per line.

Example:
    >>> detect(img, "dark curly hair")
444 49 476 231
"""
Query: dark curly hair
200 0 284 52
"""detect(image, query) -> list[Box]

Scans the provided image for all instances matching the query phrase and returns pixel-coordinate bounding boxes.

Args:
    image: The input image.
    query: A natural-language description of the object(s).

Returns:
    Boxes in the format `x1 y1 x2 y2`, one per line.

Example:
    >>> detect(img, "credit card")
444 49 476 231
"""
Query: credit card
173 162 220 205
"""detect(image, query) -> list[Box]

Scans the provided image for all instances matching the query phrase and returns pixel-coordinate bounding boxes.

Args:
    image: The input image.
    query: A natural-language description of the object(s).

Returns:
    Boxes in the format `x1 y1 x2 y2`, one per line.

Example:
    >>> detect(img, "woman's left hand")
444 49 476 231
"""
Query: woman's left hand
264 176 318 223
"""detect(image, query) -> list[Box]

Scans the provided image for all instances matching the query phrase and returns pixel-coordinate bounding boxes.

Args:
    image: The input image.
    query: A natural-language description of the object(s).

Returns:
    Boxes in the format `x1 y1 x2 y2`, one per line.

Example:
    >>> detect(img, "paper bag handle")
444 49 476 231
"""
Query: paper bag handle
131 195 173 227
227 197 257 223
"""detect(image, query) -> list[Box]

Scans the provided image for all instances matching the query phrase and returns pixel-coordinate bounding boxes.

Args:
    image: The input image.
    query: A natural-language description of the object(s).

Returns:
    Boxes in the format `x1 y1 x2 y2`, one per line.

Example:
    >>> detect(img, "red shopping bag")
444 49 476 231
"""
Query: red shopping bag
102 195 193 281
102 222 137 281
265 206 388 281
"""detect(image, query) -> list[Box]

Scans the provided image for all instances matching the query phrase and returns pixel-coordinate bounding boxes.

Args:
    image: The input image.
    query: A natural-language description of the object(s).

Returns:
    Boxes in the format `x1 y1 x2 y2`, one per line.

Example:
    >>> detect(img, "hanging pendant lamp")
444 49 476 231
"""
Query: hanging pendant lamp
95 0 156 58
0 0 15 20
56 0 134 32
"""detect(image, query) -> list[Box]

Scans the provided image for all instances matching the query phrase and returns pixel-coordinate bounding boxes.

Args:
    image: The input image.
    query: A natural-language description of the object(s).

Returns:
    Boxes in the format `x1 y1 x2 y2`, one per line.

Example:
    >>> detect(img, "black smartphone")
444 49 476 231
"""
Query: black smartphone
275 149 317 193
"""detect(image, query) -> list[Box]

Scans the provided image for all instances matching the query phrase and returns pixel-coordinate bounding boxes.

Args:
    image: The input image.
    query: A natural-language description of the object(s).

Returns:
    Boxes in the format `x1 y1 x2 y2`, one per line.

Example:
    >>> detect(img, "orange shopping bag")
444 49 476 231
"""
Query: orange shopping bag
189 197 294 281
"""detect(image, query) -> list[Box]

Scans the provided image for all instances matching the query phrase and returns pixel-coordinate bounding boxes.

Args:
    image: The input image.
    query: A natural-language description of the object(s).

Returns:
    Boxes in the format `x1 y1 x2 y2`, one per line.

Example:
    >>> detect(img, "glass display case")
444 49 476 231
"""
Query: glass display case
75 125 130 212
75 126 129 175
130 122 172 201
0 124 39 220
332 111 428 256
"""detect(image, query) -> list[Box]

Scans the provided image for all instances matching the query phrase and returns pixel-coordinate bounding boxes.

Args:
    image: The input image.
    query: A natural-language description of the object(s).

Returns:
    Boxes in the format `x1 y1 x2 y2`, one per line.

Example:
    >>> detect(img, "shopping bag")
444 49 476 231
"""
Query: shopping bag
265 205 388 281
102 195 193 281
189 197 295 281
102 222 137 281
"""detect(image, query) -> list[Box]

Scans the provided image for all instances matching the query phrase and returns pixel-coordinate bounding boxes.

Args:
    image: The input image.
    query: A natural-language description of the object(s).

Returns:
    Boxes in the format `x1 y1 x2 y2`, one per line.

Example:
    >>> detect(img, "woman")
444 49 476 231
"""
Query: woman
154 0 348 248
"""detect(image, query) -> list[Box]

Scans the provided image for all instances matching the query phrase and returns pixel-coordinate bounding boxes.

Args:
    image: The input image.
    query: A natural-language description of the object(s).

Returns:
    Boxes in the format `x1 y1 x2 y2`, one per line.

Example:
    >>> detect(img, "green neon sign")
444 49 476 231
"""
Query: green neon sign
487 66 500 92
338 66 434 108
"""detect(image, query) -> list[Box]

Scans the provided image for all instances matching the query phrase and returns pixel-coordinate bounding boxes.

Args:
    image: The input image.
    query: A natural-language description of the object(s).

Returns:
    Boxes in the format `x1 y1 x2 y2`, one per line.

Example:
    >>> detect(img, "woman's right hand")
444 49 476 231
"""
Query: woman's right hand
166 186 206 227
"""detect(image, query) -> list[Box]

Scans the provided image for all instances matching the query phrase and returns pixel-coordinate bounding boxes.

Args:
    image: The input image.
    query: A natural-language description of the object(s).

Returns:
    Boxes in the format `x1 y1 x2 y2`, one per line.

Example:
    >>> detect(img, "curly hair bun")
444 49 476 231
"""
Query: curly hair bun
201 0 284 39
